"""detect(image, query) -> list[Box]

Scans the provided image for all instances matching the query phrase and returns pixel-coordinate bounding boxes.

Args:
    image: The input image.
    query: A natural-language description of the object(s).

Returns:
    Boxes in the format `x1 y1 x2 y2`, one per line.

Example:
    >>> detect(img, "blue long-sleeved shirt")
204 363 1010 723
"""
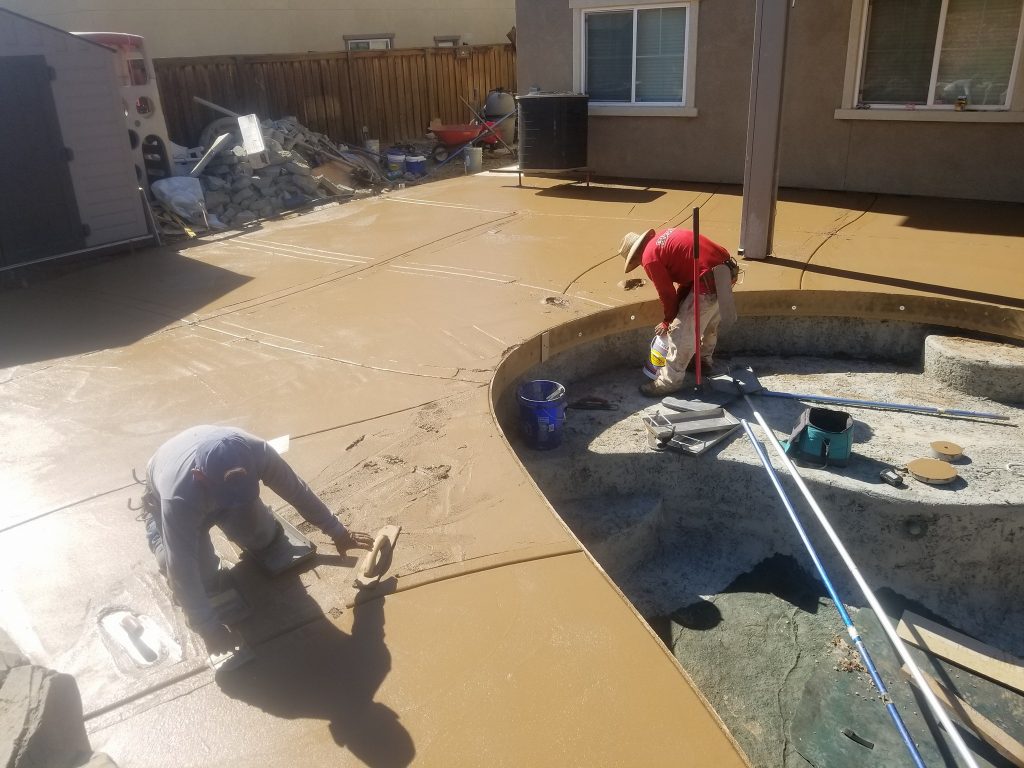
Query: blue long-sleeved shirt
146 425 345 629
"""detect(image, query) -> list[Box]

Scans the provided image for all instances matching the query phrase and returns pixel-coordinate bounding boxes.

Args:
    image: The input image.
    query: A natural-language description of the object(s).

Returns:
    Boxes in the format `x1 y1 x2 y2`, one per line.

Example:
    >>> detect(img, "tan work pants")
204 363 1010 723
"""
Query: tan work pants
655 290 721 388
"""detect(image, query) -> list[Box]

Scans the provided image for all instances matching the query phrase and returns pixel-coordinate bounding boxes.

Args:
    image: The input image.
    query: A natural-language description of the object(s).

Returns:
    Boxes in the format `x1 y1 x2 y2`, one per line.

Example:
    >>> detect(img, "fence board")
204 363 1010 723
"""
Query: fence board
156 44 516 147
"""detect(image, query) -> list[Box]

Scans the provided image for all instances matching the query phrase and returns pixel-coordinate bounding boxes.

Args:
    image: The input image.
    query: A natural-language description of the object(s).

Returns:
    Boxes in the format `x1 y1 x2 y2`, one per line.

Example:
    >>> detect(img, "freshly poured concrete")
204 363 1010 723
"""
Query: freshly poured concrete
1 172 1022 766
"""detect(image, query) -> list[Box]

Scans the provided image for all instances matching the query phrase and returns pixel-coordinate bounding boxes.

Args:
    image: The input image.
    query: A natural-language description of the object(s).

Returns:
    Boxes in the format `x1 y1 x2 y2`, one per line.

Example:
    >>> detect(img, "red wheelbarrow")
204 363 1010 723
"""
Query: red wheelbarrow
430 121 499 162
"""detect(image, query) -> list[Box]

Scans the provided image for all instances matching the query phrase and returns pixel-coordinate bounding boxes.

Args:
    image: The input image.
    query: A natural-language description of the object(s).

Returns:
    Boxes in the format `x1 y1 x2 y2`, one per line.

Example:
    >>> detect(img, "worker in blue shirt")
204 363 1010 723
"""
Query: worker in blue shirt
141 425 373 653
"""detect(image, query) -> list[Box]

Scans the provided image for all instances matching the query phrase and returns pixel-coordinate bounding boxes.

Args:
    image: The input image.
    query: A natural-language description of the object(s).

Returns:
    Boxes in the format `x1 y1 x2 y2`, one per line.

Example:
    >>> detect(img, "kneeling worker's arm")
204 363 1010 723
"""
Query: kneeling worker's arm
257 439 347 538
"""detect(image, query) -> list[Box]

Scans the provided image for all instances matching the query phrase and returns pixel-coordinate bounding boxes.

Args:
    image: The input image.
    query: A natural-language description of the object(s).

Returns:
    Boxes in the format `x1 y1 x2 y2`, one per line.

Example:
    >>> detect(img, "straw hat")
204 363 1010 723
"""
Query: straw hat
620 229 655 273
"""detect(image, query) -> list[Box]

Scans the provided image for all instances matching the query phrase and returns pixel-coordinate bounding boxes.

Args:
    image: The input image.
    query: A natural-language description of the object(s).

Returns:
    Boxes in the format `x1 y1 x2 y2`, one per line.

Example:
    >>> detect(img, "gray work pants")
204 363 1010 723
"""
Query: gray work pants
143 488 281 592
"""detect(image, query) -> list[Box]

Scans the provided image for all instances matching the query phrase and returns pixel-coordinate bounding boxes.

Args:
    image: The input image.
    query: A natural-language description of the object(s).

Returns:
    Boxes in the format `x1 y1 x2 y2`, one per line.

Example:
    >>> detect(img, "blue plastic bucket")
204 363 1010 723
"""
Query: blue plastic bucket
406 155 426 176
517 379 567 450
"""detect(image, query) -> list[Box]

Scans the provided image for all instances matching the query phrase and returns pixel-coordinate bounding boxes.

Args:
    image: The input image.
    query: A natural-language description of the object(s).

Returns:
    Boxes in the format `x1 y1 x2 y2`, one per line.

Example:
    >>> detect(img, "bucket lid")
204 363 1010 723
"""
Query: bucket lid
407 155 425 161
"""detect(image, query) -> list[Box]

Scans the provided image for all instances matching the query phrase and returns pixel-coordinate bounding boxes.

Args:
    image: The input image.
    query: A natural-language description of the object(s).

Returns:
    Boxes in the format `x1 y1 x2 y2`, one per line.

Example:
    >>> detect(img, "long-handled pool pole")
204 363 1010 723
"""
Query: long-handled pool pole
757 389 1008 422
692 206 702 387
740 420 927 768
740 395 981 768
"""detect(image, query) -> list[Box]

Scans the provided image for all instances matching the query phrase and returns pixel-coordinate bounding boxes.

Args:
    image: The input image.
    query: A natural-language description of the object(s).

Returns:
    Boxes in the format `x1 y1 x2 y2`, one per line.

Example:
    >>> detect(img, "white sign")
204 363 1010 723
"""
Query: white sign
237 114 266 156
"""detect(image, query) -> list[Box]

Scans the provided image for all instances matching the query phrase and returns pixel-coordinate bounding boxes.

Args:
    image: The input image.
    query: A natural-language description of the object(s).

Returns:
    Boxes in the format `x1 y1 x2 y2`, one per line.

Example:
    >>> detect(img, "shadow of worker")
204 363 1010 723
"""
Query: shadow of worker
217 585 415 768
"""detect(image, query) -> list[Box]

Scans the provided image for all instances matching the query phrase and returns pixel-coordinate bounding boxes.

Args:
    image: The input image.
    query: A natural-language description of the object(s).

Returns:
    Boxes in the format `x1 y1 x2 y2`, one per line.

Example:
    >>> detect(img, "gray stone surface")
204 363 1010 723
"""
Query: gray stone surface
0 665 91 768
291 174 321 195
924 334 1024 404
514 356 1024 654
75 752 120 767
0 628 27 687
284 159 311 176
203 190 230 208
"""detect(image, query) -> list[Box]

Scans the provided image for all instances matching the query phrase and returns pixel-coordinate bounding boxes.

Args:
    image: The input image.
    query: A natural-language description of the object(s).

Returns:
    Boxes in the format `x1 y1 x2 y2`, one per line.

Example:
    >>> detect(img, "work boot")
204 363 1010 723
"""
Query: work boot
686 357 715 373
639 380 684 398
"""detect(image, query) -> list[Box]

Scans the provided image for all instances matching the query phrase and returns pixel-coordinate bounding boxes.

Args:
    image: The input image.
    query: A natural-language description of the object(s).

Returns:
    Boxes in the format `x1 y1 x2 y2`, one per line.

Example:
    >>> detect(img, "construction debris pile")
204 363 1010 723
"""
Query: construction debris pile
151 113 389 236
194 116 382 228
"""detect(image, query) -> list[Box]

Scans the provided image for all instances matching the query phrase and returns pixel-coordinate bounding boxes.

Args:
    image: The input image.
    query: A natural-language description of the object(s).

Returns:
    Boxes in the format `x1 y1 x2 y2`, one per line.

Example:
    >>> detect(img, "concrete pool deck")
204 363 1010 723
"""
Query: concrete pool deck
1 172 1022 766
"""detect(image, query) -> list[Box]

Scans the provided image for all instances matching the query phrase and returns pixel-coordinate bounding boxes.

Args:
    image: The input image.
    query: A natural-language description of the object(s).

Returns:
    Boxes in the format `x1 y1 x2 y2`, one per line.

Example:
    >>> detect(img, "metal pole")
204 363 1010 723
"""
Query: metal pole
741 420 928 768
759 389 1009 422
743 398 981 768
692 207 702 386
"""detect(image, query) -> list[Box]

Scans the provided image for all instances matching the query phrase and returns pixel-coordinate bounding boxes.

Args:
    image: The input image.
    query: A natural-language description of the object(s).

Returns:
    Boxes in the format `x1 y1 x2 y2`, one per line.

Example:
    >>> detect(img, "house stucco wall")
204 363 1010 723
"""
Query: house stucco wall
516 0 1024 202
1 1 516 58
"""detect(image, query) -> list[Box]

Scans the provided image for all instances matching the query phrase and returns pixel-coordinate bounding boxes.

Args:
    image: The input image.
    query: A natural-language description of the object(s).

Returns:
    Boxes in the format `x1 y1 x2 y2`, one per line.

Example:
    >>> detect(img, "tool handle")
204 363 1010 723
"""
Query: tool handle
692 206 702 386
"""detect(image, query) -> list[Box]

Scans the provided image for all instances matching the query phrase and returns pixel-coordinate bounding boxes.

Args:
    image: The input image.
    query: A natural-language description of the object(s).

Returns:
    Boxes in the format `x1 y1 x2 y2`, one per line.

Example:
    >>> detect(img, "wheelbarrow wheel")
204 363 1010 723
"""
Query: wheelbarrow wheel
432 145 449 163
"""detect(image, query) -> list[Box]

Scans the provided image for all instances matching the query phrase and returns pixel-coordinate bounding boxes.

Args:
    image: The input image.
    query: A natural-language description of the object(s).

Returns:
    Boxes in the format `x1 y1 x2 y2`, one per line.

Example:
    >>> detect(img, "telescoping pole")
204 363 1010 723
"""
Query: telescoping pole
740 420 927 768
692 207 702 386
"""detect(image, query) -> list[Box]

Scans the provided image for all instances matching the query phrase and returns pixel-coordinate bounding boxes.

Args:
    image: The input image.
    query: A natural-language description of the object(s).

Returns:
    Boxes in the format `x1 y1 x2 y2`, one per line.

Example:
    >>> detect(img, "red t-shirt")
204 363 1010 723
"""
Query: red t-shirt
641 228 731 324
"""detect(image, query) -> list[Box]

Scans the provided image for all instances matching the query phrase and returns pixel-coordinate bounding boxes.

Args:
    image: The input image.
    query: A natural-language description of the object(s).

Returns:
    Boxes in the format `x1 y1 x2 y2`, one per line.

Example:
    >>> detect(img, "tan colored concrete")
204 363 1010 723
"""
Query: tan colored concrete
96 554 744 767
2 172 1022 767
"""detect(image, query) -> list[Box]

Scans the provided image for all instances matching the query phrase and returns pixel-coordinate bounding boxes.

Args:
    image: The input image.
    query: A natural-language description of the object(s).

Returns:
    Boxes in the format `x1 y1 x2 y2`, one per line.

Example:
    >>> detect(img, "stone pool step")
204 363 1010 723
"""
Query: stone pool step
924 334 1024 404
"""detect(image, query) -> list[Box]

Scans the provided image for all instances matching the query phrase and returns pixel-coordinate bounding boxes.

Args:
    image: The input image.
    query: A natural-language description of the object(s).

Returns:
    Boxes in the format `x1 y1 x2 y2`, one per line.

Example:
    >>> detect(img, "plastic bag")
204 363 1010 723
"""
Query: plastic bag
151 177 206 224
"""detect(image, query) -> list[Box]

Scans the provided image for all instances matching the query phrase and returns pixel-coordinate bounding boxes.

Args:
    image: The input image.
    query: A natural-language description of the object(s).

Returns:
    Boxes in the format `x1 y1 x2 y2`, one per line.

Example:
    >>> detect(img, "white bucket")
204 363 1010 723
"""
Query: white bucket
464 146 483 173
386 153 406 173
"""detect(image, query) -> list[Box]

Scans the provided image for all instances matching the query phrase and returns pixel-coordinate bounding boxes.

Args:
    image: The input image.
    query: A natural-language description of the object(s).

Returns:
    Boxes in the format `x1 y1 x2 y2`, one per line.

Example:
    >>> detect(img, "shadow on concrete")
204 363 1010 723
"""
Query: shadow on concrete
0 249 253 369
535 183 666 205
875 195 1024 238
765 256 1024 311
218 569 415 767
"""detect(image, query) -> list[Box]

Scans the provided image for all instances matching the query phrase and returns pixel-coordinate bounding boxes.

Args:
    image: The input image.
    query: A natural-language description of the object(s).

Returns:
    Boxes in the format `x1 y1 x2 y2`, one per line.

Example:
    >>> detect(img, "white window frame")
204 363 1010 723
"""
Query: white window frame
345 35 393 52
571 0 699 117
837 0 1024 121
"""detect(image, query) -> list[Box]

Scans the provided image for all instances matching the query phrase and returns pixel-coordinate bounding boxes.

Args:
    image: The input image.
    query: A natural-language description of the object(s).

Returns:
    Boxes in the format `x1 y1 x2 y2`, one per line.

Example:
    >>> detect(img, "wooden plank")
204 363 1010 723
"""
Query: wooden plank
897 612 1024 694
899 665 1024 767
425 50 438 122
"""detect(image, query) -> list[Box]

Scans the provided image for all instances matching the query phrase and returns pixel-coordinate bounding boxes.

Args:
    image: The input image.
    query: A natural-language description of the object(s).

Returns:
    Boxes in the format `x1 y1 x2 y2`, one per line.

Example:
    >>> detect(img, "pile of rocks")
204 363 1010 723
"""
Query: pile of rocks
198 116 360 228
1 630 117 767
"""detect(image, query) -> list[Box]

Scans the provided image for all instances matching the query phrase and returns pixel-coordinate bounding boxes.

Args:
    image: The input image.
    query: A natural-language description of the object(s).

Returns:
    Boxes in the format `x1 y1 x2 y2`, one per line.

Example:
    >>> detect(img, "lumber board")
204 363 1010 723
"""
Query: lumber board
897 611 1024 694
899 665 1024 767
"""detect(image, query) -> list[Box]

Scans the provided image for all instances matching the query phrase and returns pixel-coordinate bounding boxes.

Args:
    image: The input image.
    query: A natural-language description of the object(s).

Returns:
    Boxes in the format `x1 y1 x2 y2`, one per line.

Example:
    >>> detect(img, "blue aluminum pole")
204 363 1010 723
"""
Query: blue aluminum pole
740 419 928 768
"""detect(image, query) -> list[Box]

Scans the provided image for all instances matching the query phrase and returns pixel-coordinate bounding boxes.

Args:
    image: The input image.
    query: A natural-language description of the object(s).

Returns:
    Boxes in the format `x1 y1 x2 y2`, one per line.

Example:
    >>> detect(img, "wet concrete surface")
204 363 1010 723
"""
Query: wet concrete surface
2 171 1022 766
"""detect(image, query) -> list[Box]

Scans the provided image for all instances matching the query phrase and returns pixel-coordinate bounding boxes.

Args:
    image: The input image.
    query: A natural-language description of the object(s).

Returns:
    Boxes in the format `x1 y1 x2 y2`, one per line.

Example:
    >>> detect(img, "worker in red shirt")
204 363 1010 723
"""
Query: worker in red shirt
619 227 737 396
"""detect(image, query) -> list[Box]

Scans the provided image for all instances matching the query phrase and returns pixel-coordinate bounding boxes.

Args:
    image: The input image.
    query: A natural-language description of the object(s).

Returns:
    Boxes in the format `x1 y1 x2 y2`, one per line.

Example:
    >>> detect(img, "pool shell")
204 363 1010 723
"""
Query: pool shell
493 312 1024 658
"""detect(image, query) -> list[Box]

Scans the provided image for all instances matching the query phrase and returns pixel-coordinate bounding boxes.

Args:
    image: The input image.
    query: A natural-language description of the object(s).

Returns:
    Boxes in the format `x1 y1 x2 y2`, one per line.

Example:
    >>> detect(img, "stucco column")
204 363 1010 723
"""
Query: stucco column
738 0 790 261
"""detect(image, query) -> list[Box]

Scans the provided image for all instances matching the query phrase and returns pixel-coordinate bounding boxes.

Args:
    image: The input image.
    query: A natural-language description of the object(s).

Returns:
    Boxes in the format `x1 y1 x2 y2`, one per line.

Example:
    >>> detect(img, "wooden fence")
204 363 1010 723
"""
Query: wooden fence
154 45 517 148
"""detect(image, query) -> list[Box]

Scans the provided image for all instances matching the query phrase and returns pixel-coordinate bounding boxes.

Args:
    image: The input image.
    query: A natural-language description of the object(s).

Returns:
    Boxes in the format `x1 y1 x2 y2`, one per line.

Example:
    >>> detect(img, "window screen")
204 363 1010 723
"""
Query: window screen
861 0 942 104
585 6 688 104
860 0 1023 106
586 11 634 101
636 7 687 102
935 0 1023 105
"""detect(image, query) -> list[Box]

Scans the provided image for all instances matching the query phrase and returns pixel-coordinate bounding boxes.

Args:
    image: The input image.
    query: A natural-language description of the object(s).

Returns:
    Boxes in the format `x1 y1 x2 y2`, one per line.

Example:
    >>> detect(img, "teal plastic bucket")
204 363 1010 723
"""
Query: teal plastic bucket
517 380 567 450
